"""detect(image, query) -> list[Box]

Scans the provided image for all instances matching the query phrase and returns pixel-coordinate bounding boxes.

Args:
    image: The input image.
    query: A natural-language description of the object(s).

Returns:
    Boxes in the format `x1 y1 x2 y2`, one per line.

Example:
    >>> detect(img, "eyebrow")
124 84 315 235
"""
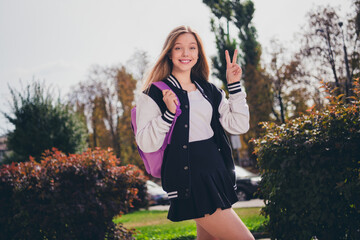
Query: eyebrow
174 42 197 45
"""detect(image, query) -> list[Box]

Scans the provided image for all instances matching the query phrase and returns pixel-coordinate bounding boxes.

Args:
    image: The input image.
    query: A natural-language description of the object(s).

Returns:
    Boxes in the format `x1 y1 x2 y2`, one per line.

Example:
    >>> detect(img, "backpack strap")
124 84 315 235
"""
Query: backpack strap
152 81 182 144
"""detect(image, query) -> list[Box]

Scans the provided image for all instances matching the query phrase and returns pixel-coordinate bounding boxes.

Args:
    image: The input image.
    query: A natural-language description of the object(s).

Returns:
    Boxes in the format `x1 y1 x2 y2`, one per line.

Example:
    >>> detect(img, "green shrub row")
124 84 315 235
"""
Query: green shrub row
0 148 148 240
253 80 360 239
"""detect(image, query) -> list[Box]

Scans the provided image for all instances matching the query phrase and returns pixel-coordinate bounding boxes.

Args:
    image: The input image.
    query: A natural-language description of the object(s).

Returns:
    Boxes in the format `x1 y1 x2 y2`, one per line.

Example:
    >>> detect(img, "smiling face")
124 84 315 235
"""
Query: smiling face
169 33 199 75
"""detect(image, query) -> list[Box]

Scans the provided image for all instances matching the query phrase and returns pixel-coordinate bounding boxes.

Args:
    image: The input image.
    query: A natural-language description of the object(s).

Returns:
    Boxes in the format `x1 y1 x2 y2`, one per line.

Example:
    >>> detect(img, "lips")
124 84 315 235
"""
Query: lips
179 59 191 64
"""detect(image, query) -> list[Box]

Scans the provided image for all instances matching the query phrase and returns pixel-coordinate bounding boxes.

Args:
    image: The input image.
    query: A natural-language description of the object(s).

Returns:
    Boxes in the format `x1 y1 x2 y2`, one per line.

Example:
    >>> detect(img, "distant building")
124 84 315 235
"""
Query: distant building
0 135 9 162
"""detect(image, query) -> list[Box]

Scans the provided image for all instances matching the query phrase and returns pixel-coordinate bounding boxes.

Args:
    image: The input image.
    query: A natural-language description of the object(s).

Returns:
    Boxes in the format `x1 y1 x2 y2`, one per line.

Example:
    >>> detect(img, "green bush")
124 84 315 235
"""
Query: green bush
0 148 148 240
3 81 88 164
253 80 360 239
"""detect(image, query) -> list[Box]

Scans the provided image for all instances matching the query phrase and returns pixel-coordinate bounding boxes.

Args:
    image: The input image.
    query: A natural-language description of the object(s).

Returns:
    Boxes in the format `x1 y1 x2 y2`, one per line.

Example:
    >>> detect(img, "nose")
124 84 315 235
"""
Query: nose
182 48 189 56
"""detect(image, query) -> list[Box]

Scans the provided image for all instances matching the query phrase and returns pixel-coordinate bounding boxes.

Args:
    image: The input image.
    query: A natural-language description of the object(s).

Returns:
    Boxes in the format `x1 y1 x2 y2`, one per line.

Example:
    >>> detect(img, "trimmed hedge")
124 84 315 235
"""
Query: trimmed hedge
253 80 360 239
0 148 148 240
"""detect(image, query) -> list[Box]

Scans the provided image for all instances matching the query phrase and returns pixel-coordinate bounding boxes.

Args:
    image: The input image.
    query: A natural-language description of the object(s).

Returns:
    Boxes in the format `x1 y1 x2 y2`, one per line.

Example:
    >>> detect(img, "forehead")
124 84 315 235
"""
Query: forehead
174 33 197 45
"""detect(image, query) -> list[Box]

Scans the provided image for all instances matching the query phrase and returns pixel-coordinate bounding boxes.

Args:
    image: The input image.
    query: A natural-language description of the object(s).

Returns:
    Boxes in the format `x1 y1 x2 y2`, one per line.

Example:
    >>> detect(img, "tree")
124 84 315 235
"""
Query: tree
202 0 237 89
3 81 88 163
69 68 110 150
70 65 122 156
299 5 360 98
209 19 237 90
69 65 142 168
116 67 139 165
203 0 273 163
355 0 360 36
91 96 112 148
265 39 309 123
126 49 150 82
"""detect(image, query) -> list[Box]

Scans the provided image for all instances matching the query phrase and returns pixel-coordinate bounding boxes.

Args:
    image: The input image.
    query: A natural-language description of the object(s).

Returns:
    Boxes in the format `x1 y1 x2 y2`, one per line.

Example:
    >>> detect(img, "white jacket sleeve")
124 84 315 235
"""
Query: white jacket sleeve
135 92 175 153
218 81 250 134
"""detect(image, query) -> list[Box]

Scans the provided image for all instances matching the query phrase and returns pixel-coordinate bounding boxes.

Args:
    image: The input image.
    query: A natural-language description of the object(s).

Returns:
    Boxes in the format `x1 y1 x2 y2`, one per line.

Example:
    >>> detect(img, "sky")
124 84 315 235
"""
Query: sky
0 0 351 135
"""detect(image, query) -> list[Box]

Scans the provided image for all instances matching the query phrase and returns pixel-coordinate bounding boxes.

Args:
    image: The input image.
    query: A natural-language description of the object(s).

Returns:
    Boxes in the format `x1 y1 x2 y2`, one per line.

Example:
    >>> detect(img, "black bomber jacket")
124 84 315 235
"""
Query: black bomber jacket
144 73 245 200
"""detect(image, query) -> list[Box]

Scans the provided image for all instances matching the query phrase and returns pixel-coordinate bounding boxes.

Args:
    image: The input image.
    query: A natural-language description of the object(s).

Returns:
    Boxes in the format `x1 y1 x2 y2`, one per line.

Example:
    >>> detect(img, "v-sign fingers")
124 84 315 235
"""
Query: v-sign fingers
225 50 231 68
232 49 238 64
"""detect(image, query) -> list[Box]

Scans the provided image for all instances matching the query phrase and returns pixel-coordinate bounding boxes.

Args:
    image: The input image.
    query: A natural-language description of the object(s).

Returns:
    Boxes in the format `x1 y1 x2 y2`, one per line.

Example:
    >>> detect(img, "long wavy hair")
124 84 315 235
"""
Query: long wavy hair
142 25 210 91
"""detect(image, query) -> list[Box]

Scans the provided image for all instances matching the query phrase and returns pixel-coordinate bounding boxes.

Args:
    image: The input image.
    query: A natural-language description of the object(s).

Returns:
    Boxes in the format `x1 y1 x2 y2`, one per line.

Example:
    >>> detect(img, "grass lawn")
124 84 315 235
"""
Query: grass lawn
113 207 267 240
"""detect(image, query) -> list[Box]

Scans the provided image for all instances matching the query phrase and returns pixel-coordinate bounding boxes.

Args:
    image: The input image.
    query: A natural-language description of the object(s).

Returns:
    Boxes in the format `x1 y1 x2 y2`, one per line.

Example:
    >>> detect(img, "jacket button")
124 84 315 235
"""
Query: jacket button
184 166 189 170
185 193 189 197
183 145 187 149
185 105 188 109
185 188 190 192
184 124 188 128
218 148 221 151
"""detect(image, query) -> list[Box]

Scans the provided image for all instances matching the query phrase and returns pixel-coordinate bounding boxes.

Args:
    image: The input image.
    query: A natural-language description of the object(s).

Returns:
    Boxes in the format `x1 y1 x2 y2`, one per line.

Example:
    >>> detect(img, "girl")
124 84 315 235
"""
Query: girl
135 25 254 240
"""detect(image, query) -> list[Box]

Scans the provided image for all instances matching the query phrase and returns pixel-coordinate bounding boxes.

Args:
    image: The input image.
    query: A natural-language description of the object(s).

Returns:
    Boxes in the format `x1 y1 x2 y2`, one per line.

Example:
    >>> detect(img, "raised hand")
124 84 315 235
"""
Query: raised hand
225 49 242 84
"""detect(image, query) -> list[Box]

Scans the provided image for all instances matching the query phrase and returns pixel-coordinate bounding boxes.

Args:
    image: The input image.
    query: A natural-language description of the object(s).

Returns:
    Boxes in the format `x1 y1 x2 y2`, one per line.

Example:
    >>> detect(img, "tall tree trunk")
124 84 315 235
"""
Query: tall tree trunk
278 91 285 124
92 116 97 147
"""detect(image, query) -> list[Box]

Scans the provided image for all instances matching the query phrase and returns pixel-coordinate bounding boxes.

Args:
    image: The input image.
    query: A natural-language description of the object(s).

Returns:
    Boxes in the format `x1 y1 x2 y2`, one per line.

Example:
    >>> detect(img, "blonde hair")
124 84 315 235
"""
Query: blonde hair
142 25 210 91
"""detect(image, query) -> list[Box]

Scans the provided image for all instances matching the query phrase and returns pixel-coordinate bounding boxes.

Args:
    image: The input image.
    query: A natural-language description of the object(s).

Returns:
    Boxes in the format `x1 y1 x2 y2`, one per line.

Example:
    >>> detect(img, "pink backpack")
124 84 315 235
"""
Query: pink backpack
131 81 181 178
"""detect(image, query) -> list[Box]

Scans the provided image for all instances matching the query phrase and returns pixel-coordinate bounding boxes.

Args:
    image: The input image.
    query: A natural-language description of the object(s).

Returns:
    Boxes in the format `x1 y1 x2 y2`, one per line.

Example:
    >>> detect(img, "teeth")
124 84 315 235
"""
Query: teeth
180 60 190 63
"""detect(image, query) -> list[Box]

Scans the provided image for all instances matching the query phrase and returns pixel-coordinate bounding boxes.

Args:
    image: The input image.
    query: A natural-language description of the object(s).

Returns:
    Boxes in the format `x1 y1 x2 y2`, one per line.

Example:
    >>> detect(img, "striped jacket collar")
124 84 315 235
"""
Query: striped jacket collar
167 74 204 93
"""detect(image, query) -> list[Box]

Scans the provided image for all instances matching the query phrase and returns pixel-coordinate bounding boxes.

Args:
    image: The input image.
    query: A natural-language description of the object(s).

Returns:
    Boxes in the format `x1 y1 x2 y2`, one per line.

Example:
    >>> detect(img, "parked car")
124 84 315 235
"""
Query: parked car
146 180 169 206
234 166 261 201
146 167 260 204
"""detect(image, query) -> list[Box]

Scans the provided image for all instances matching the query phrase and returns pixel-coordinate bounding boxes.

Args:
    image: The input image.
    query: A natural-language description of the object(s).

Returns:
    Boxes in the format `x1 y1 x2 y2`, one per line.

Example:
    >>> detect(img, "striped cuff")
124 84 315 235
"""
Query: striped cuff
162 110 175 124
228 81 242 94
167 191 178 199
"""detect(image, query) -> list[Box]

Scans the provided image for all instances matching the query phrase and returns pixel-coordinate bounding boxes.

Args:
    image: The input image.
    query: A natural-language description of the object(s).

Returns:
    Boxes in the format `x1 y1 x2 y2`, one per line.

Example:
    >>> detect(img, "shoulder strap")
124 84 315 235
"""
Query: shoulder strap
151 81 182 144
152 81 171 91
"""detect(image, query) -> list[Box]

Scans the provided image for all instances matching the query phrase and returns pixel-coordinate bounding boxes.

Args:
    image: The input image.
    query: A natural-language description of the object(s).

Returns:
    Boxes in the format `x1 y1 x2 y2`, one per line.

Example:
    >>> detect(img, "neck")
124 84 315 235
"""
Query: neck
172 70 191 85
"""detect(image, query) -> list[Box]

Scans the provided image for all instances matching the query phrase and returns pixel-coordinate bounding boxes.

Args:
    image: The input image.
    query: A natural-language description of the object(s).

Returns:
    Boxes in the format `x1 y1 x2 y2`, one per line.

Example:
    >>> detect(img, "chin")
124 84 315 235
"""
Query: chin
173 65 196 73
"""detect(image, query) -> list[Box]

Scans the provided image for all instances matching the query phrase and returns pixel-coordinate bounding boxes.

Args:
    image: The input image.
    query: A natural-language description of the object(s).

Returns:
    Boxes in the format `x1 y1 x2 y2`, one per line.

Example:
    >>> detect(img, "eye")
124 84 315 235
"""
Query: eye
174 47 181 50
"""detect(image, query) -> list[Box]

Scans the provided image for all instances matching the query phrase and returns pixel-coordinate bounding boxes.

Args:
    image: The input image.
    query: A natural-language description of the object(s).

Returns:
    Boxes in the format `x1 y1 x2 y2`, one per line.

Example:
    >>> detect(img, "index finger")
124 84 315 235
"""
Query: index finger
232 49 238 64
225 50 231 67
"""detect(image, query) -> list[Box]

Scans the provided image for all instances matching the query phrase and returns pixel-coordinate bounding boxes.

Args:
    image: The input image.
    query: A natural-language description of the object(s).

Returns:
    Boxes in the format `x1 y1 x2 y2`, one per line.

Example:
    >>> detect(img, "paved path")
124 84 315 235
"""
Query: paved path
232 198 265 208
148 198 265 211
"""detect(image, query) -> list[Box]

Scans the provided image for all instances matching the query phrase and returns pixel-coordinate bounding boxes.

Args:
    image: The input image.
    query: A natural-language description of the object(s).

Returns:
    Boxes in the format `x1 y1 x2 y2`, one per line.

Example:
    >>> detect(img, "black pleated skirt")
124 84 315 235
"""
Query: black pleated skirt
167 137 238 222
